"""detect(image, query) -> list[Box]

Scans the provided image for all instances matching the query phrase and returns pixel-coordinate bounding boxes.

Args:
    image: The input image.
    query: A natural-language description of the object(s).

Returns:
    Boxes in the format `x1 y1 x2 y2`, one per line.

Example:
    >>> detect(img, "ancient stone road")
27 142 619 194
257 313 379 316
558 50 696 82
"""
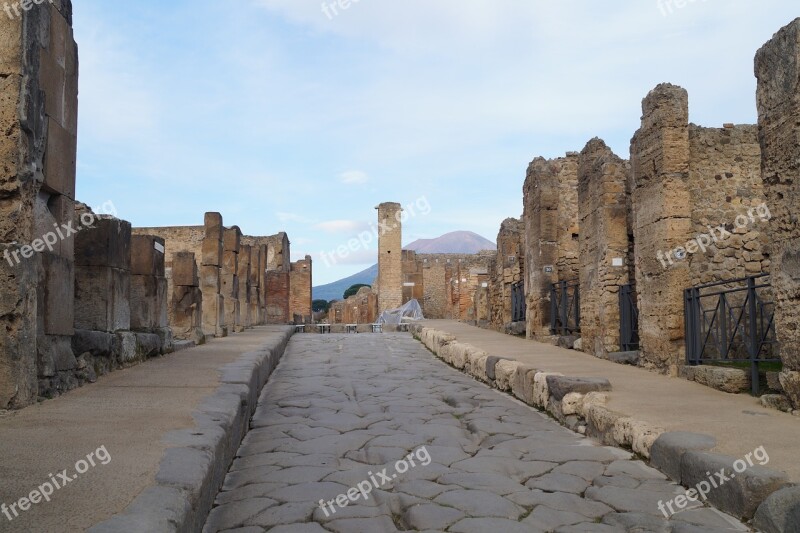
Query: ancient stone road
203 334 748 532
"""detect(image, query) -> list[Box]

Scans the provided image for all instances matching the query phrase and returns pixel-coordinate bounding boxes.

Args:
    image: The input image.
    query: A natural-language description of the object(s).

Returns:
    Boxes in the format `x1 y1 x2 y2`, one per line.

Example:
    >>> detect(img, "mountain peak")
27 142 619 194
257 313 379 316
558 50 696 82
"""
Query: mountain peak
405 231 496 254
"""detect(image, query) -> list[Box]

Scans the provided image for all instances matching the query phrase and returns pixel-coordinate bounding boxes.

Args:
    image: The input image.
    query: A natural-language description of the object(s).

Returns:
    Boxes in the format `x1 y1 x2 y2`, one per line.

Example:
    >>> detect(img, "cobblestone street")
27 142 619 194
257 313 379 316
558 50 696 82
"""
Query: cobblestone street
203 334 748 532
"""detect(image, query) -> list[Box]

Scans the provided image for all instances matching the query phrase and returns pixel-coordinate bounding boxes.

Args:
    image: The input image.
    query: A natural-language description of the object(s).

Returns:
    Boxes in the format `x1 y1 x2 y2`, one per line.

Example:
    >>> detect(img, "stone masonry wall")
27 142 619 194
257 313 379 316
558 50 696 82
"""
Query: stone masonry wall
755 18 800 406
523 154 580 339
578 139 632 358
488 218 524 331
169 251 203 342
0 0 78 408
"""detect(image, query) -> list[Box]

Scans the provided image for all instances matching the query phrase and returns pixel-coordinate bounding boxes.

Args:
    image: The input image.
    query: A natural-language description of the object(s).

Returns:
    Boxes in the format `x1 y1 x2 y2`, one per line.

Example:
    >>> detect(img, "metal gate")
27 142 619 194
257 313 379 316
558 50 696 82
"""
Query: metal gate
550 280 580 335
684 274 778 395
619 283 640 351
511 282 526 323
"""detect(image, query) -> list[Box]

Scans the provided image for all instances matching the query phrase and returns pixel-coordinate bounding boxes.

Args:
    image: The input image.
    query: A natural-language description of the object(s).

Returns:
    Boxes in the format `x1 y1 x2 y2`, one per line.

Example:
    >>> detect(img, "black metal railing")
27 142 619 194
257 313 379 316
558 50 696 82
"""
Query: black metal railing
511 282 526 323
619 283 640 351
684 274 778 395
550 280 580 335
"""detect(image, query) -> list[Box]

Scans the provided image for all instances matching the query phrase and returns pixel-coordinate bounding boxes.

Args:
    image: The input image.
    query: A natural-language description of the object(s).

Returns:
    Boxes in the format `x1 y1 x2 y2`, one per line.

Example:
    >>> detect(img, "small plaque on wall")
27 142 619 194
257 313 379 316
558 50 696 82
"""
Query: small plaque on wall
612 258 624 267
544 266 554 273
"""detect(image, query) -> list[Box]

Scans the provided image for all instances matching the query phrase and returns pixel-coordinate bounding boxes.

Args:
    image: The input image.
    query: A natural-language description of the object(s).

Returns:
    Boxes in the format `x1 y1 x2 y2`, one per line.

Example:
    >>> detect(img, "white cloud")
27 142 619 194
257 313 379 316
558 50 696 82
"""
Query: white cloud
339 170 369 185
314 220 370 234
277 212 313 224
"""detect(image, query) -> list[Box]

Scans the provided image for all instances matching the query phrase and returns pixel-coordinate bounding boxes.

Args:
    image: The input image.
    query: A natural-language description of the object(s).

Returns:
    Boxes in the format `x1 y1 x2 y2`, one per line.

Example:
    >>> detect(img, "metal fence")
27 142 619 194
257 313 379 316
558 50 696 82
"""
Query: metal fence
619 283 640 352
550 280 580 336
684 273 778 395
511 282 526 323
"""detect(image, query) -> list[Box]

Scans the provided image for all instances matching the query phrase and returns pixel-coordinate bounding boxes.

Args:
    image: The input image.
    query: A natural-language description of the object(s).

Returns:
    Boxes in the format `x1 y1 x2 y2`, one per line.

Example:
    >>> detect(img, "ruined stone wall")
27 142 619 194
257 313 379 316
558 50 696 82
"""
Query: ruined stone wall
132 226 204 263
422 263 447 319
578 139 632 357
415 252 493 320
631 84 768 374
289 256 312 322
129 234 168 333
222 226 241 331
755 18 800 405
401 250 425 306
261 233 290 272
523 155 580 339
330 286 377 324
0 0 78 408
376 202 403 314
265 271 290 324
487 218 524 331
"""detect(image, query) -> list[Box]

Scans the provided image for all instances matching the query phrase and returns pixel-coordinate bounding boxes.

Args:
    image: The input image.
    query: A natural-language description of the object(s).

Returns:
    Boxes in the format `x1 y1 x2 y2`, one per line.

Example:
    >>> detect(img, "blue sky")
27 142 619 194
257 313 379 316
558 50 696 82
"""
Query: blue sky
72 1 798 285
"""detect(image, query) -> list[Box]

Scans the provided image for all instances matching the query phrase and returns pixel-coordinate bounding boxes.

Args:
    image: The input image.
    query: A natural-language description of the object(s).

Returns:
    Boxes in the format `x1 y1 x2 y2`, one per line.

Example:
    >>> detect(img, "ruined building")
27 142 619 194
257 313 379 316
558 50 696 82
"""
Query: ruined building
0 4 307 409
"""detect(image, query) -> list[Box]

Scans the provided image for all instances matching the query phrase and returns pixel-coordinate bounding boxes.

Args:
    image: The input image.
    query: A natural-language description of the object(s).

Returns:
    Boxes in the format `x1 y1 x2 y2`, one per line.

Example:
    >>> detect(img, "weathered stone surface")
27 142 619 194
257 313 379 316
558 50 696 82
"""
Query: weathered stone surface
754 485 800 533
71 329 114 357
689 366 750 394
650 432 716 483
557 335 579 349
680 451 789 519
546 376 612 401
608 351 640 365
760 394 792 412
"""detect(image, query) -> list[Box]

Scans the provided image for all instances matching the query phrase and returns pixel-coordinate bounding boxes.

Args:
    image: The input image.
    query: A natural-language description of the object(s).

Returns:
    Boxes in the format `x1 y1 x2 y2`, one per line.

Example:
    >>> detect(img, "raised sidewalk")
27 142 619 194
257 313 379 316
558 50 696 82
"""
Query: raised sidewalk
0 326 292 533
424 320 800 482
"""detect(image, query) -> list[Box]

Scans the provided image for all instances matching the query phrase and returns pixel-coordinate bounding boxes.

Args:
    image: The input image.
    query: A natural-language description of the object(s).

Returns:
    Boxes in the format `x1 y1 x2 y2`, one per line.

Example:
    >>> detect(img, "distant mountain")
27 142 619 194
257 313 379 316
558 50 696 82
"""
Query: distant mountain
313 231 496 301
313 264 378 302
406 231 496 254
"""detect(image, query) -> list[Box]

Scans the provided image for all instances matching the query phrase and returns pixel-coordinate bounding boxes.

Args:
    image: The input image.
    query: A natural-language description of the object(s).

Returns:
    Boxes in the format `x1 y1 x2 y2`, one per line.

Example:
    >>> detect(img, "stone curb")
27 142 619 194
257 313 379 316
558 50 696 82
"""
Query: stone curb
411 324 799 528
87 327 294 533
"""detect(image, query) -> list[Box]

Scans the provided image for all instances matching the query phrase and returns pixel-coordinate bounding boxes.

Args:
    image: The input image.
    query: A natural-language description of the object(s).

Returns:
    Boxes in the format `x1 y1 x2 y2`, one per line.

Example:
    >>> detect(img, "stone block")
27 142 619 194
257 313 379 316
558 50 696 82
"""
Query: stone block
494 359 519 391
649 432 716 483
135 333 161 359
690 366 750 394
130 234 165 277
221 273 238 299
485 356 509 381
113 331 138 364
608 351 640 365
72 329 114 357
754 485 800 533
41 252 74 336
557 335 579 349
760 394 792 413
200 265 220 291
173 252 199 287
778 371 800 409
545 376 612 401
767 371 783 392
75 266 130 333
223 226 241 253
204 212 223 240
201 238 222 267
510 364 538 405
680 451 789 519
43 117 76 199
130 275 168 331
74 216 131 270
33 193 74 259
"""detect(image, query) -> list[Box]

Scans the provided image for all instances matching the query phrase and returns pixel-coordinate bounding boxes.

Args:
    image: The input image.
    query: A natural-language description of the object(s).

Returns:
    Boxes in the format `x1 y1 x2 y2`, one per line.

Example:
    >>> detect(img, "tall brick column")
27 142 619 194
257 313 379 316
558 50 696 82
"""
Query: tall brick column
755 18 800 405
376 202 403 314
630 84 693 375
578 139 632 357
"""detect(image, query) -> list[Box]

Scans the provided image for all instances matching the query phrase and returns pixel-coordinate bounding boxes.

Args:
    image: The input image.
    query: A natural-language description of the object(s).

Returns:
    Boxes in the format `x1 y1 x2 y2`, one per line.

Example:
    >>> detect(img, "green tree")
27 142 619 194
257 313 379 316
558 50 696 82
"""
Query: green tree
312 299 330 312
343 284 371 299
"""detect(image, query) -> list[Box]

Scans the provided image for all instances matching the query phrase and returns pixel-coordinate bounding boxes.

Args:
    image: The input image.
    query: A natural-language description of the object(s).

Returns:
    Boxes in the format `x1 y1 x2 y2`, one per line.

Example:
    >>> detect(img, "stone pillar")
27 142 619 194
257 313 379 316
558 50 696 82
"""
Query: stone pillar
630 84 692 375
755 18 800 405
129 235 168 332
200 212 225 337
0 1 78 408
170 252 203 342
247 244 260 327
578 138 632 358
222 226 242 331
74 216 132 334
376 202 403 314
491 218 524 330
257 244 267 324
523 154 580 339
289 255 313 323
238 244 252 328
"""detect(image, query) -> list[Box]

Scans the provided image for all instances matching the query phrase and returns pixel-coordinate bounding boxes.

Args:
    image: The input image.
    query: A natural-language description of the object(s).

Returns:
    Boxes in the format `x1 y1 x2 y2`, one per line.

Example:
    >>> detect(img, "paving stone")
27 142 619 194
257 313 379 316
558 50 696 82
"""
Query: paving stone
434 489 526 519
602 511 671 532
403 503 465 530
449 517 538 533
753 484 800 533
522 506 589 529
204 334 748 532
